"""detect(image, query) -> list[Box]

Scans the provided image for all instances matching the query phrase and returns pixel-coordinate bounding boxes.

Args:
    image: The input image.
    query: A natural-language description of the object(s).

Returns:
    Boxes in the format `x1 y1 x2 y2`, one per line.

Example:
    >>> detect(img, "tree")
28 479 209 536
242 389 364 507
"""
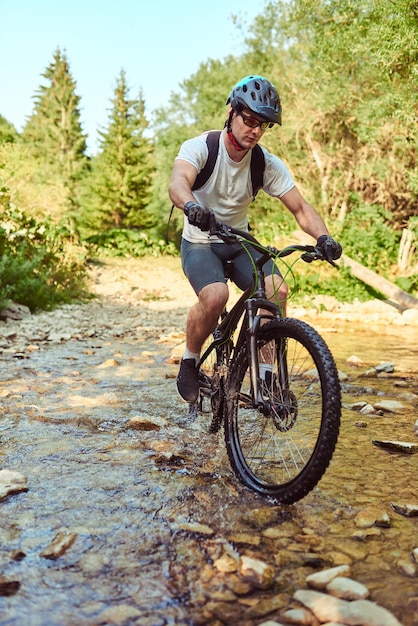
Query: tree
0 115 18 144
87 69 155 231
22 47 88 214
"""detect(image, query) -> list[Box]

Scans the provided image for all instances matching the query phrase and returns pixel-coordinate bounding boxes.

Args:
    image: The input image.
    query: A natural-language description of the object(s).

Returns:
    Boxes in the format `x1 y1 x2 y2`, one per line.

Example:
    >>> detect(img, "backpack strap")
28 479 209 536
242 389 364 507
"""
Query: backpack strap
192 130 265 199
250 144 265 199
192 131 221 191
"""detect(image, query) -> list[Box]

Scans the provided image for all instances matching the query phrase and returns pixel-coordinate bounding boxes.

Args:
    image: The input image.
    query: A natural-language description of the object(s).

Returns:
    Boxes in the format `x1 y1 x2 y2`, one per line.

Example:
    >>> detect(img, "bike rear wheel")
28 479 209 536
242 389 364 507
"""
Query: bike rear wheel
224 318 341 503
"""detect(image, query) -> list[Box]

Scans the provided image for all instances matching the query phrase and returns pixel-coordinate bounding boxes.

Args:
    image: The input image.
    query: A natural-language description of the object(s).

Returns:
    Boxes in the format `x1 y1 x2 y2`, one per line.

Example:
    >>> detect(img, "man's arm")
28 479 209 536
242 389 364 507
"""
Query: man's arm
280 186 342 261
168 159 198 210
280 186 329 239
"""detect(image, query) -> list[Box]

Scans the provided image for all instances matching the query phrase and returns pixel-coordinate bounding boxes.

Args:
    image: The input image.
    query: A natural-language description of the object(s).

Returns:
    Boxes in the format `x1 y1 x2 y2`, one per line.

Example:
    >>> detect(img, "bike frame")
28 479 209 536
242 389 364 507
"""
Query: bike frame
197 253 285 412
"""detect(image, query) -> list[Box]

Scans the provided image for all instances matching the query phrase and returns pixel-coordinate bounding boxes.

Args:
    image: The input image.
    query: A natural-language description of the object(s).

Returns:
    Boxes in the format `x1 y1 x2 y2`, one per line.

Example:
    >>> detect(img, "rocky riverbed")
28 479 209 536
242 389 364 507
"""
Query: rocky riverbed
0 256 417 626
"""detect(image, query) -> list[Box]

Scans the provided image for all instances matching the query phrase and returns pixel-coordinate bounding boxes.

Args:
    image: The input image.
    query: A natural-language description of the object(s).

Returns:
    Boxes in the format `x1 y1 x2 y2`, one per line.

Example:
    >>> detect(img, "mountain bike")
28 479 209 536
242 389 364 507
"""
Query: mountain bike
190 220 341 504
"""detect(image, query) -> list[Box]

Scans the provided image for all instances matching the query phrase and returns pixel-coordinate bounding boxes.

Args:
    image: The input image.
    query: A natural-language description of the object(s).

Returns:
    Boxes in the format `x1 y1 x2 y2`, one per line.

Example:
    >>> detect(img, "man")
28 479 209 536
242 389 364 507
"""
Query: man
169 75 342 403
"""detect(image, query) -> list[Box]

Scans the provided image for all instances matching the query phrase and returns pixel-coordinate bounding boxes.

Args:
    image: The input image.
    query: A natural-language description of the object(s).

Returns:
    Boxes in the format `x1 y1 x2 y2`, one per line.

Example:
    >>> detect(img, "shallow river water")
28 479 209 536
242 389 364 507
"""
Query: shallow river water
0 273 417 626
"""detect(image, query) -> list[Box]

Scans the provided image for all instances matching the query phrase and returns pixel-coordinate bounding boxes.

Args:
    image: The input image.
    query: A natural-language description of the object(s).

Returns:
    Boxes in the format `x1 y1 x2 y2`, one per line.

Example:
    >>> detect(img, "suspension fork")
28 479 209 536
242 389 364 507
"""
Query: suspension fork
245 297 290 411
245 298 269 412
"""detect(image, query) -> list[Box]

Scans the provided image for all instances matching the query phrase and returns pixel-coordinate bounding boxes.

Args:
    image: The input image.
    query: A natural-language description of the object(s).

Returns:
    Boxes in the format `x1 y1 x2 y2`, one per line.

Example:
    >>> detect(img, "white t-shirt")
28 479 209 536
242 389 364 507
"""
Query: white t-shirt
176 130 295 243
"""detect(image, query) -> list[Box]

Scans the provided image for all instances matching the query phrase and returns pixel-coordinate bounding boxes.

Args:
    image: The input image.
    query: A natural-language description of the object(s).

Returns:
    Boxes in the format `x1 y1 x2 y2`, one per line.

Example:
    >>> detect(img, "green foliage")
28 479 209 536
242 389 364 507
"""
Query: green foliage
85 228 176 258
338 200 400 271
0 142 72 224
1 2 417 307
82 70 155 234
289 263 383 304
395 274 418 293
0 188 88 311
0 115 18 144
22 48 87 166
21 48 88 215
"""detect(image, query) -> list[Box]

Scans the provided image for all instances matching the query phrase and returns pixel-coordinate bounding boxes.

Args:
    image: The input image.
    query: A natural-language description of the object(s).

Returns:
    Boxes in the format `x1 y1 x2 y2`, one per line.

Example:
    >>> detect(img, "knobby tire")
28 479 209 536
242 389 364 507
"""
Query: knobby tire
223 318 341 503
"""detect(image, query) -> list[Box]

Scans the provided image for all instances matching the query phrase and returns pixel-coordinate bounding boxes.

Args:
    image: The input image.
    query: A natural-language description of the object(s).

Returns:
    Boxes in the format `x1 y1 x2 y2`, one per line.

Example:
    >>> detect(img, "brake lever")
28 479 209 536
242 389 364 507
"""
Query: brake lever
303 247 338 267
209 221 238 243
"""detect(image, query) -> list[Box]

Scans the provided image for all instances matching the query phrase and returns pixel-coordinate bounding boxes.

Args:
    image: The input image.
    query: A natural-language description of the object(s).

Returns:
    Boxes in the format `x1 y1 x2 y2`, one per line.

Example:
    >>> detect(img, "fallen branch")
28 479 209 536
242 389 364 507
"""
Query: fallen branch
292 231 418 311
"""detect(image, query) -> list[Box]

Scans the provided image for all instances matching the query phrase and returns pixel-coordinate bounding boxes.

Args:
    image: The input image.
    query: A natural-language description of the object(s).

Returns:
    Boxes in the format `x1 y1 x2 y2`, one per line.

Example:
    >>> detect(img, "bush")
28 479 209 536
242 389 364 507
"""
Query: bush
0 188 89 312
85 227 177 258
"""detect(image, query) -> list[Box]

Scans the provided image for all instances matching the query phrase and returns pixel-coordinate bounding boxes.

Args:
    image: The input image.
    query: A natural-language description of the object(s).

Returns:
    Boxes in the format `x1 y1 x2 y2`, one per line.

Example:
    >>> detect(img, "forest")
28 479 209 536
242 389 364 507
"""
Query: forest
0 0 417 311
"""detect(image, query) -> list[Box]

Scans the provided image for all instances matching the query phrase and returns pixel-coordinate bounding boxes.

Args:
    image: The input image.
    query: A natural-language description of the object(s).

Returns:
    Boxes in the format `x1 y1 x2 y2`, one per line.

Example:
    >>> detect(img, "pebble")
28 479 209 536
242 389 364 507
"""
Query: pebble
294 589 403 626
355 506 391 528
238 556 275 589
39 531 78 559
326 576 370 600
0 469 28 500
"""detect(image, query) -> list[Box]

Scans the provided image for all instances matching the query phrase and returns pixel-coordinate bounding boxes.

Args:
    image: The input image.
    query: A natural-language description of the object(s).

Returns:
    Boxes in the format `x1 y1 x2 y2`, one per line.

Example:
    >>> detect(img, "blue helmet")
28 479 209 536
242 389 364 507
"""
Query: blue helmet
226 75 282 125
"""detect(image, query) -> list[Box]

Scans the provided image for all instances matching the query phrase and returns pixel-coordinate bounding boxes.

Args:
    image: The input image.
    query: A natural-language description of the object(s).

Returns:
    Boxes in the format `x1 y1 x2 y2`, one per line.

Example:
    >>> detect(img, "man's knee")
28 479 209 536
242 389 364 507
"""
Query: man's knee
266 275 288 301
199 282 229 315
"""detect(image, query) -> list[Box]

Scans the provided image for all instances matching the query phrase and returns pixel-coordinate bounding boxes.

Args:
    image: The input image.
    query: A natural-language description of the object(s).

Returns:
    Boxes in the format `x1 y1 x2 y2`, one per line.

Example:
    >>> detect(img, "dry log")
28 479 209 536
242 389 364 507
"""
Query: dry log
292 231 418 311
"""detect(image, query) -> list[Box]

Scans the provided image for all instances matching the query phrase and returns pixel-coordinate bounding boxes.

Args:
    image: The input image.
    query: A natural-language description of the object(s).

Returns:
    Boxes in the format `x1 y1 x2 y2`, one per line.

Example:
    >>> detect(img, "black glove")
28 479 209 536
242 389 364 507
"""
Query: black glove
184 201 214 232
316 235 342 262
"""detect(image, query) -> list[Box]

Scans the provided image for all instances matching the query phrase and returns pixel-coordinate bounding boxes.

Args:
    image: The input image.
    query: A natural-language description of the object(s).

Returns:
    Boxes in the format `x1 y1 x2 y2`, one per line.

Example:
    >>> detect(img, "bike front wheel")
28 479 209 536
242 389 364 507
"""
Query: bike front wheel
224 318 341 503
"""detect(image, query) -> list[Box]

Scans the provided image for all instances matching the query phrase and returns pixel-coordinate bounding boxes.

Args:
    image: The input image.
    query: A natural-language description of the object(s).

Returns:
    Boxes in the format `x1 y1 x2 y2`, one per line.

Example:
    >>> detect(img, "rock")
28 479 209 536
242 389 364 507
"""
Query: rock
397 557 416 577
359 404 376 415
375 362 395 373
244 595 285 619
208 601 243 623
306 564 351 589
97 604 143 624
0 302 31 321
125 416 165 431
390 502 418 517
413 547 418 563
238 555 275 589
355 506 391 528
374 400 405 413
294 589 403 626
173 522 214 535
326 576 370 600
0 577 20 596
346 354 363 366
280 607 314 624
398 391 418 401
213 554 237 573
351 528 382 541
241 507 279 529
362 368 379 378
0 469 28 500
40 530 78 559
97 358 120 368
401 308 418 325
350 401 368 411
226 532 261 546
372 440 418 454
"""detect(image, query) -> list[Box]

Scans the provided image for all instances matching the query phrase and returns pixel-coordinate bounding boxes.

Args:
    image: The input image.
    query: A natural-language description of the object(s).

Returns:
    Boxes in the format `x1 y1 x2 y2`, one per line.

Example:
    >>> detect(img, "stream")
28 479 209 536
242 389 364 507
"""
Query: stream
0 263 417 626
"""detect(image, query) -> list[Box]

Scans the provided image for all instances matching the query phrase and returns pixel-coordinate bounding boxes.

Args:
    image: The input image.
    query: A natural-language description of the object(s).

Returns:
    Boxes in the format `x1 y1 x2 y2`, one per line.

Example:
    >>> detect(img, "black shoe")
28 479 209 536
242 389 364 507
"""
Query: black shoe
177 358 199 403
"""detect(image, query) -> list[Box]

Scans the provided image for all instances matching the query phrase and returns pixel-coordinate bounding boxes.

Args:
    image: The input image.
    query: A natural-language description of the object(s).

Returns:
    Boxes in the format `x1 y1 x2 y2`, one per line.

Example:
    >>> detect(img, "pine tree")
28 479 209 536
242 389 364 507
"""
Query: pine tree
0 115 18 144
89 69 154 230
22 48 88 211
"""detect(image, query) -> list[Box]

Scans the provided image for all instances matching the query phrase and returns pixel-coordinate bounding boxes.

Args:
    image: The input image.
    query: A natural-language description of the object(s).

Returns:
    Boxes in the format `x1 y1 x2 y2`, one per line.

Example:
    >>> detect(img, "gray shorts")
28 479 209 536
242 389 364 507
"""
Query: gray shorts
181 238 282 295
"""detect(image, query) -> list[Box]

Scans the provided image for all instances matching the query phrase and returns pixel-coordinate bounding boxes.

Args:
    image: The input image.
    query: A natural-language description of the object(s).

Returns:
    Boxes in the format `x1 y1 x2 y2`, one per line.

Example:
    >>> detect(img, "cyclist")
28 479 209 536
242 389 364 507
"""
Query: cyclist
169 75 342 403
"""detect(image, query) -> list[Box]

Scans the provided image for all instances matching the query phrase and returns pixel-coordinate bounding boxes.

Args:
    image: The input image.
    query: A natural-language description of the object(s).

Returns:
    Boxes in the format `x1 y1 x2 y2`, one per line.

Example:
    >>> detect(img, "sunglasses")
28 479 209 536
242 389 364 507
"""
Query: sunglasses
237 110 274 131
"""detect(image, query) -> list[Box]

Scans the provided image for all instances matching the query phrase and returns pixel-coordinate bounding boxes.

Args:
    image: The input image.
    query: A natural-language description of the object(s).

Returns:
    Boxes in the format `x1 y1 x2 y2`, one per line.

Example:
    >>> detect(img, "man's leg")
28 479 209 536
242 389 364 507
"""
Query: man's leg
177 282 229 403
186 282 229 354
265 274 288 316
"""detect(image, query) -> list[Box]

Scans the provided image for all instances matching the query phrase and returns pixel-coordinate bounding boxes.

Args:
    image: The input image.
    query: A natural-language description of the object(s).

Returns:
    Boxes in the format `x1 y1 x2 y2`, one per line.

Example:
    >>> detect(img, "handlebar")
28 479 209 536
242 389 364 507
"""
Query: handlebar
208 220 337 267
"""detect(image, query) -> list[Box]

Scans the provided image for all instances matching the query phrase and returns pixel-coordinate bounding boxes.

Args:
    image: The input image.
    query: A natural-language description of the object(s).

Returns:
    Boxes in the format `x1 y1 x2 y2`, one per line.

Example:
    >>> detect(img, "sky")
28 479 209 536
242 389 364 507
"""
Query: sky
1 0 266 154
